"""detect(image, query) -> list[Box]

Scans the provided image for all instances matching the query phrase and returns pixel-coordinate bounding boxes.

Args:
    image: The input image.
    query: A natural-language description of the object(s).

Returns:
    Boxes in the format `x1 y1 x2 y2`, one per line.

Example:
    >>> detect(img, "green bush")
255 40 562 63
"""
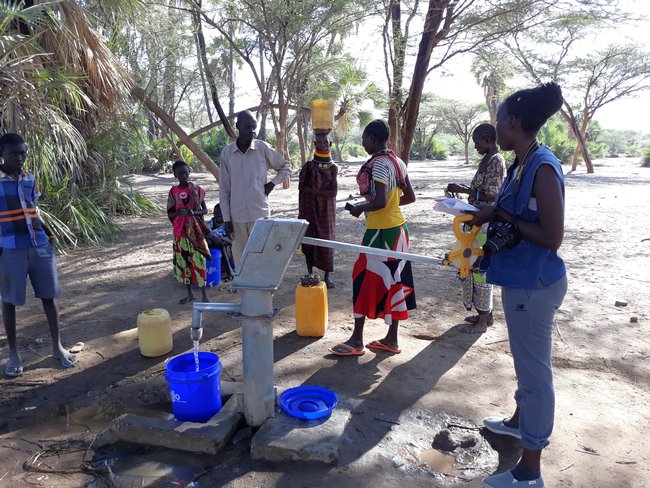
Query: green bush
195 127 231 163
538 117 575 164
39 174 157 248
642 146 650 167
586 140 607 159
430 139 448 160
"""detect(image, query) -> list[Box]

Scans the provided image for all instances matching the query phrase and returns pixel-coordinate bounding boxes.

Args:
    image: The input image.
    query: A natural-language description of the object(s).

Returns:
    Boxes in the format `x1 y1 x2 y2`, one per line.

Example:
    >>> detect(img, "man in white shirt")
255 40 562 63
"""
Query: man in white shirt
219 110 292 266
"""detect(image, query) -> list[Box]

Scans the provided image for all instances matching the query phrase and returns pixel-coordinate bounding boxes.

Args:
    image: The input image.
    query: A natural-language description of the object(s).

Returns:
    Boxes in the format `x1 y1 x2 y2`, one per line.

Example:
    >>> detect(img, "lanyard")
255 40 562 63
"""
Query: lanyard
496 141 540 208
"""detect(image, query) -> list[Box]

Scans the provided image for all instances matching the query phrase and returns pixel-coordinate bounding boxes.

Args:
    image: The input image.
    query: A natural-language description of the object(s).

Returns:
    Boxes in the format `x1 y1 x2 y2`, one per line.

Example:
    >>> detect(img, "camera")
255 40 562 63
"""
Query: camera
483 219 520 257
345 202 355 212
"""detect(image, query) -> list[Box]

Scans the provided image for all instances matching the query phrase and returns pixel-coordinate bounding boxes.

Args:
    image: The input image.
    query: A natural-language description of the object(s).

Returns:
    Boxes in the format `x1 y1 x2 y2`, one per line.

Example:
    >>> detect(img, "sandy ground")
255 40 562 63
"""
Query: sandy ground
0 156 648 488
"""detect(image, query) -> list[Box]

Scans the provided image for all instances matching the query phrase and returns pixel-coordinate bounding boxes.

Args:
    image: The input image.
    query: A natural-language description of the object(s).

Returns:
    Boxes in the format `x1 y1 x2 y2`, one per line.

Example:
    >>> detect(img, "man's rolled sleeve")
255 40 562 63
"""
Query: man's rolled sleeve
218 148 232 222
265 144 292 186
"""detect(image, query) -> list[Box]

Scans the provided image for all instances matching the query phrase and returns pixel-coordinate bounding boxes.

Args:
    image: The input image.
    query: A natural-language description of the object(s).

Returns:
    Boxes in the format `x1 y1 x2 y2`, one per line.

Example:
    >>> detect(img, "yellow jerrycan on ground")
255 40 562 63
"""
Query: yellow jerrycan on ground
295 281 329 337
137 308 173 357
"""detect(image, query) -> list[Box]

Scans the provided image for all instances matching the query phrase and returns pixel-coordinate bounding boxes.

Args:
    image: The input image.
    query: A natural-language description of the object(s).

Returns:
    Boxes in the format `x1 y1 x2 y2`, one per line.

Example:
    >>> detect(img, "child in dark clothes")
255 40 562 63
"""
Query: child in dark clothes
206 204 235 281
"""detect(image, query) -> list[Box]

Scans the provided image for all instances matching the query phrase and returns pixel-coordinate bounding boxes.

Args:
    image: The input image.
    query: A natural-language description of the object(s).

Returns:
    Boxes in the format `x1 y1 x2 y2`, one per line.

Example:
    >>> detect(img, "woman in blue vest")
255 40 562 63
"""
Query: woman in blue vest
468 82 567 488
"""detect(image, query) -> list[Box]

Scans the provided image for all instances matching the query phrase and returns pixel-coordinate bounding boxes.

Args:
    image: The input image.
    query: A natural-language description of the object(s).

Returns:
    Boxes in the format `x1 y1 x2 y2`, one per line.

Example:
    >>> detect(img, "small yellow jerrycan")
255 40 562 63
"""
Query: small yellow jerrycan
137 308 173 357
296 282 328 337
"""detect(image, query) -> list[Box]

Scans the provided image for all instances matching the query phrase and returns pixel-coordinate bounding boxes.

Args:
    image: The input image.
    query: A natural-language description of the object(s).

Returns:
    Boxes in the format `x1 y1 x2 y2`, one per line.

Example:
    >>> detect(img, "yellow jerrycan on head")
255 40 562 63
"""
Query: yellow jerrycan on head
137 308 173 357
296 279 329 337
311 99 334 131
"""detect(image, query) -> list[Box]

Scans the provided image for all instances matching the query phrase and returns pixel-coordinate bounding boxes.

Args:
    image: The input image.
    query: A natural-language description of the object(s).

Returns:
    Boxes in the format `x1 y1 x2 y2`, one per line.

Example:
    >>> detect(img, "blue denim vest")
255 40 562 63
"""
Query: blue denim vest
483 145 566 289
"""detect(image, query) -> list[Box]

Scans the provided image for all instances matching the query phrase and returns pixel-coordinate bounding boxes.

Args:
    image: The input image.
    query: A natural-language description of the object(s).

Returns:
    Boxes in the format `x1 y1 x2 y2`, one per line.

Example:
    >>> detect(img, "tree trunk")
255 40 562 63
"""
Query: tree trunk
276 87 291 188
194 32 213 124
463 139 469 164
257 36 268 141
387 0 405 153
228 23 236 115
303 111 310 157
192 6 236 141
399 0 449 164
484 80 498 125
332 130 344 165
132 87 220 181
297 110 306 164
560 105 593 173
571 115 591 171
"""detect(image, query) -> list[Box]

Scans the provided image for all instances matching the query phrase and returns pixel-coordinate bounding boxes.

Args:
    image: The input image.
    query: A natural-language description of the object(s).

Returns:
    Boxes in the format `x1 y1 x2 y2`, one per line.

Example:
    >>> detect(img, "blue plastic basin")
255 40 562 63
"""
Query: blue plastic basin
279 386 337 420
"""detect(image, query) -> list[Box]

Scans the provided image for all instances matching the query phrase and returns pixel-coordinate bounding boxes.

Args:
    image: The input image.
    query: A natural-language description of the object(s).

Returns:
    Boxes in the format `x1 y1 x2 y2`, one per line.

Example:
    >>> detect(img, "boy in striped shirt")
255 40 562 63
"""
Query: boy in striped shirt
0 133 77 377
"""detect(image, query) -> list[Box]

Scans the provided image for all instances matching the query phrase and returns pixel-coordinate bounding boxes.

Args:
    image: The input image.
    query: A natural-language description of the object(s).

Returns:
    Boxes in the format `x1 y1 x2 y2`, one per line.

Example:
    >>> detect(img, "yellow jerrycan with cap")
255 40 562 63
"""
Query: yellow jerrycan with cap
137 308 173 357
296 281 329 337
311 99 334 131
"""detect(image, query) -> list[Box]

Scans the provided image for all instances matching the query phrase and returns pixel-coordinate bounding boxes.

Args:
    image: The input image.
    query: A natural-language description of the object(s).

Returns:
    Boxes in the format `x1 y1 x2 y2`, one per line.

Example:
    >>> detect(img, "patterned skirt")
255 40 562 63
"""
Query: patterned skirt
301 196 336 272
173 236 207 286
352 224 416 324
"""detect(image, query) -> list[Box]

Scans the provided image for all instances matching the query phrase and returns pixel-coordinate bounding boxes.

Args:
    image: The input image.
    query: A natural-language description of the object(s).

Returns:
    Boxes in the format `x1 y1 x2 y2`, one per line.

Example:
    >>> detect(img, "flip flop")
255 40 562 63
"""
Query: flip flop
327 343 365 356
366 340 401 354
58 354 78 369
179 296 195 304
4 363 23 378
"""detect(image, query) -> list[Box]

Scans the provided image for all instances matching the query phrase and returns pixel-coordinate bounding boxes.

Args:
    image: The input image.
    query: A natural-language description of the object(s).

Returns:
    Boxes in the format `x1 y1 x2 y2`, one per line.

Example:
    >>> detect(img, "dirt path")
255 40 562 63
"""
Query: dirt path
0 157 648 487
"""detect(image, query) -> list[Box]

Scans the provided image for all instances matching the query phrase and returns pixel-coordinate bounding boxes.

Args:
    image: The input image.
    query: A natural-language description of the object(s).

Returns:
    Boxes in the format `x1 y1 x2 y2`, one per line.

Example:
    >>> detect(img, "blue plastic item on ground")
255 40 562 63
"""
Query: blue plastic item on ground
165 352 222 422
206 248 222 287
279 385 338 419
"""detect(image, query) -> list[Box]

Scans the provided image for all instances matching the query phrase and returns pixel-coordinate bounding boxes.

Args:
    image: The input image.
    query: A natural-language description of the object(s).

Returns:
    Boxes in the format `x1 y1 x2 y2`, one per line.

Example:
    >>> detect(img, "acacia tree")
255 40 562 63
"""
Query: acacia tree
382 0 559 163
440 100 486 164
190 0 236 139
566 45 650 170
495 4 642 172
412 94 444 160
197 0 368 161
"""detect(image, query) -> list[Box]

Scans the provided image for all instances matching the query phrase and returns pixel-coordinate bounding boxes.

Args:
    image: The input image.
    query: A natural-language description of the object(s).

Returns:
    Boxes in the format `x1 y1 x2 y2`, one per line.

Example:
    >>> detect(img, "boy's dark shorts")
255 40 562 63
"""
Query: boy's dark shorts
0 244 60 306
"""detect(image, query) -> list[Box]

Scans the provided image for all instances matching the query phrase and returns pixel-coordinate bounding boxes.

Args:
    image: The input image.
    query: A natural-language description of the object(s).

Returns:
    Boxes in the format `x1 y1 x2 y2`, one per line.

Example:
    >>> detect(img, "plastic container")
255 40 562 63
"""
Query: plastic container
295 282 328 337
311 99 334 130
206 248 222 287
137 308 173 357
279 385 338 419
165 352 223 423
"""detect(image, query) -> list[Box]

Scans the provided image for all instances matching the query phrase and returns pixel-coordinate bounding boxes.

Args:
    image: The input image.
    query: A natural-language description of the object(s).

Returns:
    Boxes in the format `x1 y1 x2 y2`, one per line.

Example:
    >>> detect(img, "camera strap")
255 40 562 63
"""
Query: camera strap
496 140 540 210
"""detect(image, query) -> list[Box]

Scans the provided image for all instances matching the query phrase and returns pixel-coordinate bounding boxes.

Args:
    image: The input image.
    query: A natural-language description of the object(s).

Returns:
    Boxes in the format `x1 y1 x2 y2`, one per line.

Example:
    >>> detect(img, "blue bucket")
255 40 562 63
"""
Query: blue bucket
165 352 222 422
206 248 222 287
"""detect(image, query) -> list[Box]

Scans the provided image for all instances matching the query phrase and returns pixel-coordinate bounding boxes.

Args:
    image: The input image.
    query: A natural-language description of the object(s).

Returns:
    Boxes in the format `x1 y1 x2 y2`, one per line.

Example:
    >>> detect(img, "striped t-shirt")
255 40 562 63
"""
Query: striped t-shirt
0 170 48 248
366 155 407 230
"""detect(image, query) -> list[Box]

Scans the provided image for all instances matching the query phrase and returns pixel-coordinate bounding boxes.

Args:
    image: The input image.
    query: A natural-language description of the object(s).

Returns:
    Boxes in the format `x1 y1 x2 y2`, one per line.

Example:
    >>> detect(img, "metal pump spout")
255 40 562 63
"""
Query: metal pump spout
191 306 203 342
190 302 242 342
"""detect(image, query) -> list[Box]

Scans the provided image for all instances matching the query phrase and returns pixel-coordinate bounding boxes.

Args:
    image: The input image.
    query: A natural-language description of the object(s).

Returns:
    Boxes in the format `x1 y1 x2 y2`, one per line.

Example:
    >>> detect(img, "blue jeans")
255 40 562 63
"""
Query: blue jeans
502 274 568 451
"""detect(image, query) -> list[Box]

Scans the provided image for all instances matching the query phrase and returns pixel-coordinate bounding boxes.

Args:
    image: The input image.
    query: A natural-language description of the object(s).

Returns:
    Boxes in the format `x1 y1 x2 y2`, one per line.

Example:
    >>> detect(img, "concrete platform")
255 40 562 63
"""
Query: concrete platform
251 406 351 464
96 394 242 454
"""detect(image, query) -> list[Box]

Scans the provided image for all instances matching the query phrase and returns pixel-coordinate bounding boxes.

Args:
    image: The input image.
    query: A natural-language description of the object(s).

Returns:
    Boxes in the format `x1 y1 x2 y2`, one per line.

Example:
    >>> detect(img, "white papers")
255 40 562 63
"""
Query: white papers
433 197 478 216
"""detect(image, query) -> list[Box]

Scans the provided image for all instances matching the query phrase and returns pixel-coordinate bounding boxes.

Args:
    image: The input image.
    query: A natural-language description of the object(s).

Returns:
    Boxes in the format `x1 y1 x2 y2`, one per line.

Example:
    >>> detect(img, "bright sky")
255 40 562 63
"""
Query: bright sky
346 1 650 132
